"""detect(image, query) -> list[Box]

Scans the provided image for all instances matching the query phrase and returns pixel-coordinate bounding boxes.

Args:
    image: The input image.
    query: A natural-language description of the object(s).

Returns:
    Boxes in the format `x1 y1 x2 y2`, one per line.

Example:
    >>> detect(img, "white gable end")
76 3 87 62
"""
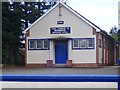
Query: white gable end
28 3 95 38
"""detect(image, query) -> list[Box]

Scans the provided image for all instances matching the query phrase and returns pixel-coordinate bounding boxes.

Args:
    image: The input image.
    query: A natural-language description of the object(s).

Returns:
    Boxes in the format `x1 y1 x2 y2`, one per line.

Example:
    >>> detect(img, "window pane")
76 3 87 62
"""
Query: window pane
73 39 79 48
44 40 48 49
80 39 87 48
29 40 36 49
88 39 94 47
37 40 43 49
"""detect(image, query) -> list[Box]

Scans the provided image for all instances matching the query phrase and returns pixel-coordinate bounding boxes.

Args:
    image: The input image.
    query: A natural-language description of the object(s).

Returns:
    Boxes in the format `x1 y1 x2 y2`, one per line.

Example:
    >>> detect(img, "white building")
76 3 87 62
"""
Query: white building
24 2 115 67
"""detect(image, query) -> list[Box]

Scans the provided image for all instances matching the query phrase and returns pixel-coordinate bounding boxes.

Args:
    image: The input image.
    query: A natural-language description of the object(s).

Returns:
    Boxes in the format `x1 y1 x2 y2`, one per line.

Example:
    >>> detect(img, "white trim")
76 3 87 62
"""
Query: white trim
2 82 117 88
23 2 101 33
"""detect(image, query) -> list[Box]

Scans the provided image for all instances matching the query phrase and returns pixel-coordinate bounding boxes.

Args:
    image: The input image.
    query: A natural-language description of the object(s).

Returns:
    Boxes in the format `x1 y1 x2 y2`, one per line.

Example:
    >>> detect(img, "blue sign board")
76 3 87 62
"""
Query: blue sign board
50 27 71 34
57 21 64 24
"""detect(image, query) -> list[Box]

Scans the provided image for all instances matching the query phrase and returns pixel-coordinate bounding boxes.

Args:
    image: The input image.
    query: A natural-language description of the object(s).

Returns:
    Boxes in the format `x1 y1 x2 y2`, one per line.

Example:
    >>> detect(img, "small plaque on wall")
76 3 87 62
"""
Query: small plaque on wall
57 21 64 24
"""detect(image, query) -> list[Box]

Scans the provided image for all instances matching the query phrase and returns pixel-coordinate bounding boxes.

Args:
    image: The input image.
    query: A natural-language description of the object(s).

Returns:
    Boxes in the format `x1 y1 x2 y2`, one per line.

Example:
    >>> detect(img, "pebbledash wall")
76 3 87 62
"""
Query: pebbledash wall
24 2 115 68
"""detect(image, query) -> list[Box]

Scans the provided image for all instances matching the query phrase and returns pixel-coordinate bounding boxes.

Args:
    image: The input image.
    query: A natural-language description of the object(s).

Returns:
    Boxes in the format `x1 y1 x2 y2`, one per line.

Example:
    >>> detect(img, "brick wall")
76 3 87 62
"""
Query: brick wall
72 63 102 68
26 64 47 68
101 33 115 66
92 28 99 64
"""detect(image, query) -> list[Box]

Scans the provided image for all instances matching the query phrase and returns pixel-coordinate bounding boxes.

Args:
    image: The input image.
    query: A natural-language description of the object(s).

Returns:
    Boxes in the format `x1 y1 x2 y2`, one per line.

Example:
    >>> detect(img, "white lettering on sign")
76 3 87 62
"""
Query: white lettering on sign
50 27 71 34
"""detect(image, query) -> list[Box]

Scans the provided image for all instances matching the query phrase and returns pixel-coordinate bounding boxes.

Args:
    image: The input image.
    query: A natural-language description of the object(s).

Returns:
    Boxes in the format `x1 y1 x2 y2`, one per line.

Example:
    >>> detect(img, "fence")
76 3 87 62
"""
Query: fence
1 75 120 89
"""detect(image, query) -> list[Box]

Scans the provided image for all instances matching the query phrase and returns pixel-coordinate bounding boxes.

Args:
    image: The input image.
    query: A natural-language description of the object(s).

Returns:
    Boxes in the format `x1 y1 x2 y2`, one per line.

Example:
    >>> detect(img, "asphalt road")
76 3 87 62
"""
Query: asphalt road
2 66 119 75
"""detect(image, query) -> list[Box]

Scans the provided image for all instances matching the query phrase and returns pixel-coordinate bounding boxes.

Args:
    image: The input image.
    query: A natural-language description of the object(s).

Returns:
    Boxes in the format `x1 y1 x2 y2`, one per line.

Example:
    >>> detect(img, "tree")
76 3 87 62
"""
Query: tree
109 26 119 41
118 30 120 42
2 2 9 64
20 2 55 29
19 2 56 48
2 1 56 65
2 2 22 64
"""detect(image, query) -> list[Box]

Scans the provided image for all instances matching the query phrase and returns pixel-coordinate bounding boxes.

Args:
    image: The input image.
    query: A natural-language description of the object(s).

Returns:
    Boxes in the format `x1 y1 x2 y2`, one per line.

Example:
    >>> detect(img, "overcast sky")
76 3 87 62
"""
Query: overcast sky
67 0 119 33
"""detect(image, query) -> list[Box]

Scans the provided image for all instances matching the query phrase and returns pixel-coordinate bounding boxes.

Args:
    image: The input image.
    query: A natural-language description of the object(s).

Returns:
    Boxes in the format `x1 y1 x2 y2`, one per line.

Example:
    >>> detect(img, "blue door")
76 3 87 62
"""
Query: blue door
55 40 68 64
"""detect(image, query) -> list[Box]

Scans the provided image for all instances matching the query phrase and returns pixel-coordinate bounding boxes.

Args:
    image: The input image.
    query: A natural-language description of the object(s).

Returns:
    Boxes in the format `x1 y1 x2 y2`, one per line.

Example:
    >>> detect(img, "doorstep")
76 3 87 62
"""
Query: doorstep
52 64 67 68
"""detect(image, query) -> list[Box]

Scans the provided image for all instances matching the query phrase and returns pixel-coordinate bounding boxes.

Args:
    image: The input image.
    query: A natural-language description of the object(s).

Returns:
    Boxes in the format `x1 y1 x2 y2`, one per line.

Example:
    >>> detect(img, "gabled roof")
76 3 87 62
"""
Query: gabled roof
23 1 102 33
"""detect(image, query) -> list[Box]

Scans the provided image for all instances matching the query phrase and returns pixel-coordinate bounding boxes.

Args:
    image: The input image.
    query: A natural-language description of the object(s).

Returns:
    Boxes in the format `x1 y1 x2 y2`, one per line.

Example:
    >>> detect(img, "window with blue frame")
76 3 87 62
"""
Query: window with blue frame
37 40 43 49
73 39 79 48
29 40 36 49
28 39 49 50
72 38 94 49
43 40 49 49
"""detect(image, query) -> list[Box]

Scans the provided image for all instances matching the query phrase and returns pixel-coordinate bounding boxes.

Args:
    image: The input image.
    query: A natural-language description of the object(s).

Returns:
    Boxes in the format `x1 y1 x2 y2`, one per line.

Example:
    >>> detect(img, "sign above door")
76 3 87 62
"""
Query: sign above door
50 27 71 34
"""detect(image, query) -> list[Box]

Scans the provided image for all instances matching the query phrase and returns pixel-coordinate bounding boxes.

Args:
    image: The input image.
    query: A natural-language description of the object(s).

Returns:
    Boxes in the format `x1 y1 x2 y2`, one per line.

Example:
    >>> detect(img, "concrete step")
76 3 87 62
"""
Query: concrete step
52 64 66 68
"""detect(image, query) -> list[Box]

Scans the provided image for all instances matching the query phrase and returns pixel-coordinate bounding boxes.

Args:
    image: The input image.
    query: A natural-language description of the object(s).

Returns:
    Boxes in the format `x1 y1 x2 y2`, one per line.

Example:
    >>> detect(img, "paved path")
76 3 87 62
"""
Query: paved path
2 66 119 75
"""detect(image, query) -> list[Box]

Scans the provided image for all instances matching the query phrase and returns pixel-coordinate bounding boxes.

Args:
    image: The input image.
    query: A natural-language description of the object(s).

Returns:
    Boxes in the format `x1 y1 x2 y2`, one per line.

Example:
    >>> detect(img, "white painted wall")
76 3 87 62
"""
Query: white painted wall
70 36 96 63
30 5 93 38
72 50 96 63
27 4 97 64
68 40 72 60
49 40 54 61
27 50 49 63
27 37 49 64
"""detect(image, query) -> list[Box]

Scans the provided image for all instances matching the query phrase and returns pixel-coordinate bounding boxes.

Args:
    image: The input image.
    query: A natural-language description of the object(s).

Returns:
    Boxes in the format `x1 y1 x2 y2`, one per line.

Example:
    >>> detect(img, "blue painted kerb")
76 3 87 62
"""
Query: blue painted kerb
1 75 120 82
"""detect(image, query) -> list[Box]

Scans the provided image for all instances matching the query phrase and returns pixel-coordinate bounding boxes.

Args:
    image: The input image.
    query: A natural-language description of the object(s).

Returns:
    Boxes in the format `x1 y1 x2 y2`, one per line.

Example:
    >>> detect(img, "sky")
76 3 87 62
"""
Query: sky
9 0 119 33
67 0 119 33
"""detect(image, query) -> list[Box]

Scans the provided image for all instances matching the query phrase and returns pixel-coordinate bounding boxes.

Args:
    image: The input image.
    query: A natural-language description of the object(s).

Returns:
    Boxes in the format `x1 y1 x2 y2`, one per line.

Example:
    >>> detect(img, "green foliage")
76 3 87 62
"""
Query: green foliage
117 30 120 42
20 2 54 29
109 26 120 42
2 2 22 64
2 2 54 65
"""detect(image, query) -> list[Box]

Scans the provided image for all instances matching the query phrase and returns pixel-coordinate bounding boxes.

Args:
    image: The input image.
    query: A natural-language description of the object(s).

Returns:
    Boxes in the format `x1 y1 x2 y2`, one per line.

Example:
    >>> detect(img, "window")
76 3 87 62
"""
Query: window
73 39 79 48
99 39 102 47
37 40 42 49
29 40 36 49
44 40 49 49
80 40 87 48
28 39 49 50
72 38 94 49
87 39 94 48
